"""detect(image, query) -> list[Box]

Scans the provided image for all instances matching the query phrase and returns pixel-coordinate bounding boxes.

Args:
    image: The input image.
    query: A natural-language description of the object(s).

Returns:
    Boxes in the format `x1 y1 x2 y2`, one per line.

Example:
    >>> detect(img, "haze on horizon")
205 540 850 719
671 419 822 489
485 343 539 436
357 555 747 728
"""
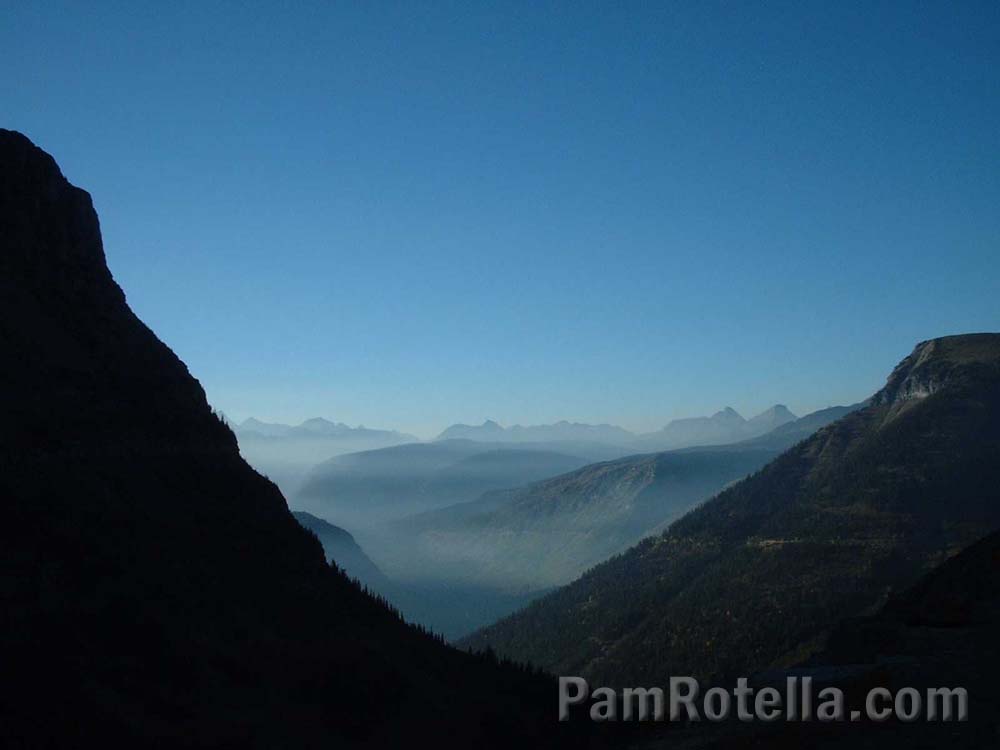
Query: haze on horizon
3 1 997 438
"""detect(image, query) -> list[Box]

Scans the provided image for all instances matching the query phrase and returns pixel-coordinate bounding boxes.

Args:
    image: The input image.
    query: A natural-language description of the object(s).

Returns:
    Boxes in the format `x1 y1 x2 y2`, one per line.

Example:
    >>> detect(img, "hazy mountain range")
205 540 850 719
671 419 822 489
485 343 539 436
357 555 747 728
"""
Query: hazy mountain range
436 419 636 445
237 416 416 442
236 407 804 516
288 404 854 638
382 405 857 593
294 440 599 529
233 417 417 497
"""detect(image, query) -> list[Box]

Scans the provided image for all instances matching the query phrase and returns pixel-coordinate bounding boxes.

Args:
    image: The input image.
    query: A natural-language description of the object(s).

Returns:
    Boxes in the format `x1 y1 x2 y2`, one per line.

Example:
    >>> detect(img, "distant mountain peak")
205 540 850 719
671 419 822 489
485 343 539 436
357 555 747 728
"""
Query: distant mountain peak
298 417 350 434
746 404 798 430
640 403 801 451
764 403 793 415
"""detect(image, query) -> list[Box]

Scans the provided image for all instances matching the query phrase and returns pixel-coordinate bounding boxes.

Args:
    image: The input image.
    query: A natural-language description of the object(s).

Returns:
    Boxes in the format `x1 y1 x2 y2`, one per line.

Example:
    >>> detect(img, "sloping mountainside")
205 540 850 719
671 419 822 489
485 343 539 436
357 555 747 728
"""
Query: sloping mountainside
638 529 1000 749
292 511 389 591
234 417 416 497
461 334 1000 689
804 526 1000 748
743 403 860 450
0 130 582 748
385 406 854 591
295 440 598 528
386 448 777 590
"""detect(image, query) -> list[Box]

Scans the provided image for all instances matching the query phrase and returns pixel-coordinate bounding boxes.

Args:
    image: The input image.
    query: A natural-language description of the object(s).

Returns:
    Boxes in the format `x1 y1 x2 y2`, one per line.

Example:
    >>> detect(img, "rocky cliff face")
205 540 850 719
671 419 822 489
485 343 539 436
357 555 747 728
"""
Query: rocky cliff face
0 130 575 748
871 334 1000 407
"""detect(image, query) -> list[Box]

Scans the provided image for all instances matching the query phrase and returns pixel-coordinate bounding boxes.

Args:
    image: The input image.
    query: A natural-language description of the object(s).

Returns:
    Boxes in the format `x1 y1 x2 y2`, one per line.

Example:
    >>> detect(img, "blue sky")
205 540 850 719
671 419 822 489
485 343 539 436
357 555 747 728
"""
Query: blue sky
2 1 998 437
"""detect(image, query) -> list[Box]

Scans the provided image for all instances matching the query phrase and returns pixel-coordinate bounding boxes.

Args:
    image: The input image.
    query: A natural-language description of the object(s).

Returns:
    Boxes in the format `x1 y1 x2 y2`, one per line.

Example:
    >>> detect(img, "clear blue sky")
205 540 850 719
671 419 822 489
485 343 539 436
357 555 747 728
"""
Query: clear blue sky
3 1 998 437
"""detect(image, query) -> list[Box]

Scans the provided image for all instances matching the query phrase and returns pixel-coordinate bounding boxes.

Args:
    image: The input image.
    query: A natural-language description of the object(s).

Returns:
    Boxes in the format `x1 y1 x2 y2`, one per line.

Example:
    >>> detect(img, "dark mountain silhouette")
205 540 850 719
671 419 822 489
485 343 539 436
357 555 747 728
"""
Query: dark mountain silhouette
294 439 597 529
292 511 389 591
383 405 854 591
461 334 1000 690
0 130 584 748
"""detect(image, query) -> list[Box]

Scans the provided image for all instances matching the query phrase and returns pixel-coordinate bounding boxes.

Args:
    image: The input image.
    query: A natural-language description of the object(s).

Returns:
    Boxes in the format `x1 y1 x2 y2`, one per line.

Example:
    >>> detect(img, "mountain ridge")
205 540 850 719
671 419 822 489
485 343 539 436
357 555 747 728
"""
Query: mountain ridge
436 419 636 445
633 404 798 451
434 405 801 451
238 416 417 442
